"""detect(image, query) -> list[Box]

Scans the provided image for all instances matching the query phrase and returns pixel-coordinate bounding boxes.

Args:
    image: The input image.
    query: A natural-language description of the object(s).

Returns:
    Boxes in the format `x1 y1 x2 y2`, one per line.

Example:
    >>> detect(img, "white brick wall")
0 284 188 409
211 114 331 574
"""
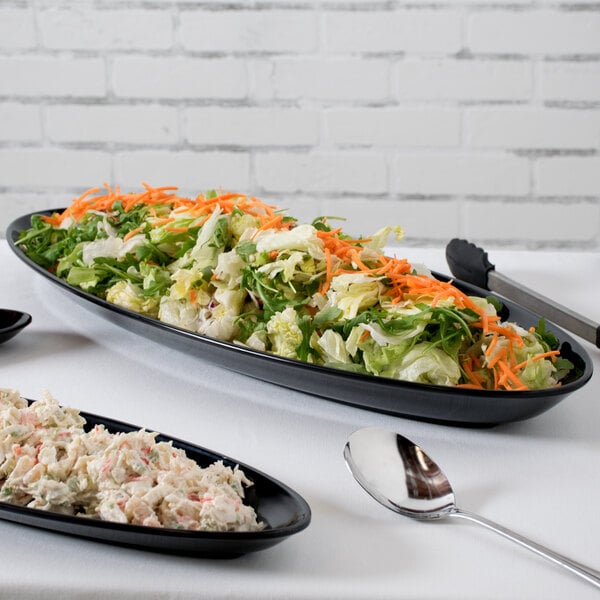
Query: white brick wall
112 57 247 99
324 11 462 54
180 11 318 53
0 149 111 188
114 151 250 191
0 1 599 251
395 60 533 101
0 57 106 97
256 58 390 102
39 9 174 50
326 108 460 147
468 10 600 55
540 63 600 102
0 8 36 49
535 157 600 196
185 108 319 146
394 154 530 196
46 106 180 145
255 152 388 194
466 108 600 150
0 104 41 141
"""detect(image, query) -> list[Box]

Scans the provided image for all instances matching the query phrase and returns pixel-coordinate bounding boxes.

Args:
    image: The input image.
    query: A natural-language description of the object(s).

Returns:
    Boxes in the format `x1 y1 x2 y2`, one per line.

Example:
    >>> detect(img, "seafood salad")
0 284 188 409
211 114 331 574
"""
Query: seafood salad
0 388 263 532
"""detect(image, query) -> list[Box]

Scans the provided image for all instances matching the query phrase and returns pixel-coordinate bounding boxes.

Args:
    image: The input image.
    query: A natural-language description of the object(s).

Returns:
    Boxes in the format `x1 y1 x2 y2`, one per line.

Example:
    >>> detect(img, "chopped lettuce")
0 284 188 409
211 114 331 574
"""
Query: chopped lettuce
266 307 304 360
106 281 160 317
16 186 574 392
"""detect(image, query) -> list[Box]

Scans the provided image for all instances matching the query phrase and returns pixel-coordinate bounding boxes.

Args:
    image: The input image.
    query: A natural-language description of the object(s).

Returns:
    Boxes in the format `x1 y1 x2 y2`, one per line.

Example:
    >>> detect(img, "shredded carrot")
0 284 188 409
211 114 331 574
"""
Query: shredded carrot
513 350 560 372
42 184 281 230
164 226 189 233
257 215 284 231
487 345 507 369
151 217 175 227
493 366 499 389
508 340 517 368
462 357 485 387
123 227 144 242
497 360 527 390
320 248 333 294
317 228 368 263
485 333 499 357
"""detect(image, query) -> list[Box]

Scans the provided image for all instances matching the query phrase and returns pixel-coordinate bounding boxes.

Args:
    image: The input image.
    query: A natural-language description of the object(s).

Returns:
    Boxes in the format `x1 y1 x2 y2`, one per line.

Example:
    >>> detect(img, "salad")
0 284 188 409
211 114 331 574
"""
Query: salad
16 183 573 391
0 388 263 532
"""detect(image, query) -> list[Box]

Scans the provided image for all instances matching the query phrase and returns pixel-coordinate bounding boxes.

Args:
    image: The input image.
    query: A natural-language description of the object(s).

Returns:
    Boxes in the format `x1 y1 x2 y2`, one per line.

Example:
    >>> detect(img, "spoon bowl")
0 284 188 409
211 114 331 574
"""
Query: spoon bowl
0 309 32 344
344 427 455 520
344 427 600 589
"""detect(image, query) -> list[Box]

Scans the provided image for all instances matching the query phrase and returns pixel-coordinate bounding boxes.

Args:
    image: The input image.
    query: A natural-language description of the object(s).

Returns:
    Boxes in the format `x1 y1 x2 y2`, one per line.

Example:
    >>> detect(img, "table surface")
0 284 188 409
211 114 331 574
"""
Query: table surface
1 239 599 600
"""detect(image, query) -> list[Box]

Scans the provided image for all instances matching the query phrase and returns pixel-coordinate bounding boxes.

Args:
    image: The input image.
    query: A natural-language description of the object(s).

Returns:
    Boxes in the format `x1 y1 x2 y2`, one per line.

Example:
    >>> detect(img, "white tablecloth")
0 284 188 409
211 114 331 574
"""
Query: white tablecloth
1 239 599 599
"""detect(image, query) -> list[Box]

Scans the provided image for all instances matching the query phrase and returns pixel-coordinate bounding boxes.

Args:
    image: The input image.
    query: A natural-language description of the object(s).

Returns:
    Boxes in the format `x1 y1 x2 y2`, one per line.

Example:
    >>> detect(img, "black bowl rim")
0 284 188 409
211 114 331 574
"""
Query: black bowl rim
0 308 32 335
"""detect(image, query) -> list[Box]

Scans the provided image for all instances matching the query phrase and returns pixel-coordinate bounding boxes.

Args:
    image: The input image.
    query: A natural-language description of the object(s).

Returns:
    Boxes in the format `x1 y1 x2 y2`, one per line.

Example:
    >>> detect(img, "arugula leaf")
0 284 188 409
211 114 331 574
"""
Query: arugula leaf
210 216 231 249
311 216 331 232
295 314 316 362
17 214 103 270
235 241 257 261
241 268 291 318
311 215 346 232
140 263 172 297
135 243 170 266
313 306 343 329
486 295 504 313
535 318 559 350
235 312 265 341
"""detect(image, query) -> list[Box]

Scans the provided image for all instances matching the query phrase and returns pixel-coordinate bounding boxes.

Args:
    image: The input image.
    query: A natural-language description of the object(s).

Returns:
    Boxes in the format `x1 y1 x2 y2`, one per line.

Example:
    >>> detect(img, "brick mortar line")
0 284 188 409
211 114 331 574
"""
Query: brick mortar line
0 97 305 107
4 50 600 62
2 143 598 159
3 96 599 108
544 101 600 108
512 149 599 157
0 97 545 109
5 100 600 110
15 2 600 10
5 1 600 9
0 142 300 152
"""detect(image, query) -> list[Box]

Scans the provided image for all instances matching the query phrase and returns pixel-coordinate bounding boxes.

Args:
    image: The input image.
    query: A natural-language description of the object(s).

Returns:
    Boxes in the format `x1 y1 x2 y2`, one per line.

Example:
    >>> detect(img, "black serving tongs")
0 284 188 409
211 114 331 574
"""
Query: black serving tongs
446 239 600 349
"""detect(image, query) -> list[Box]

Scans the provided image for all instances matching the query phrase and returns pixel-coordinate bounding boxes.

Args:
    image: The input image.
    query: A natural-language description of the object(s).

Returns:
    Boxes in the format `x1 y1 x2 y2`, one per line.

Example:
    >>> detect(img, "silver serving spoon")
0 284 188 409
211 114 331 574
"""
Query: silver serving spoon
344 427 600 589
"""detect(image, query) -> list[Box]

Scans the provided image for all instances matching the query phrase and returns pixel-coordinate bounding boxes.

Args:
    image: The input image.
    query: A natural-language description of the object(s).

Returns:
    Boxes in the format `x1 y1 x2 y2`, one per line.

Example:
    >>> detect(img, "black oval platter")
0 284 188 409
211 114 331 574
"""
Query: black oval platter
6 210 594 427
0 400 311 557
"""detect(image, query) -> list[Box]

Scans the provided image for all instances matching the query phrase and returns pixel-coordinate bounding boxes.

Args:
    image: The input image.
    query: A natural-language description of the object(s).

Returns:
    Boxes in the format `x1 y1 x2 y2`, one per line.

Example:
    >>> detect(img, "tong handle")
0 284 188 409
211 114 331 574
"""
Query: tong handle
445 239 600 348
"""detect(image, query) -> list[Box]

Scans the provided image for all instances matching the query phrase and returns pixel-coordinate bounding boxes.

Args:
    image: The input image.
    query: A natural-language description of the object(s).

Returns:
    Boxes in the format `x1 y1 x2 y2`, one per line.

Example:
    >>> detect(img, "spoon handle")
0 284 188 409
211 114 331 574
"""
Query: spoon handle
450 508 600 589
